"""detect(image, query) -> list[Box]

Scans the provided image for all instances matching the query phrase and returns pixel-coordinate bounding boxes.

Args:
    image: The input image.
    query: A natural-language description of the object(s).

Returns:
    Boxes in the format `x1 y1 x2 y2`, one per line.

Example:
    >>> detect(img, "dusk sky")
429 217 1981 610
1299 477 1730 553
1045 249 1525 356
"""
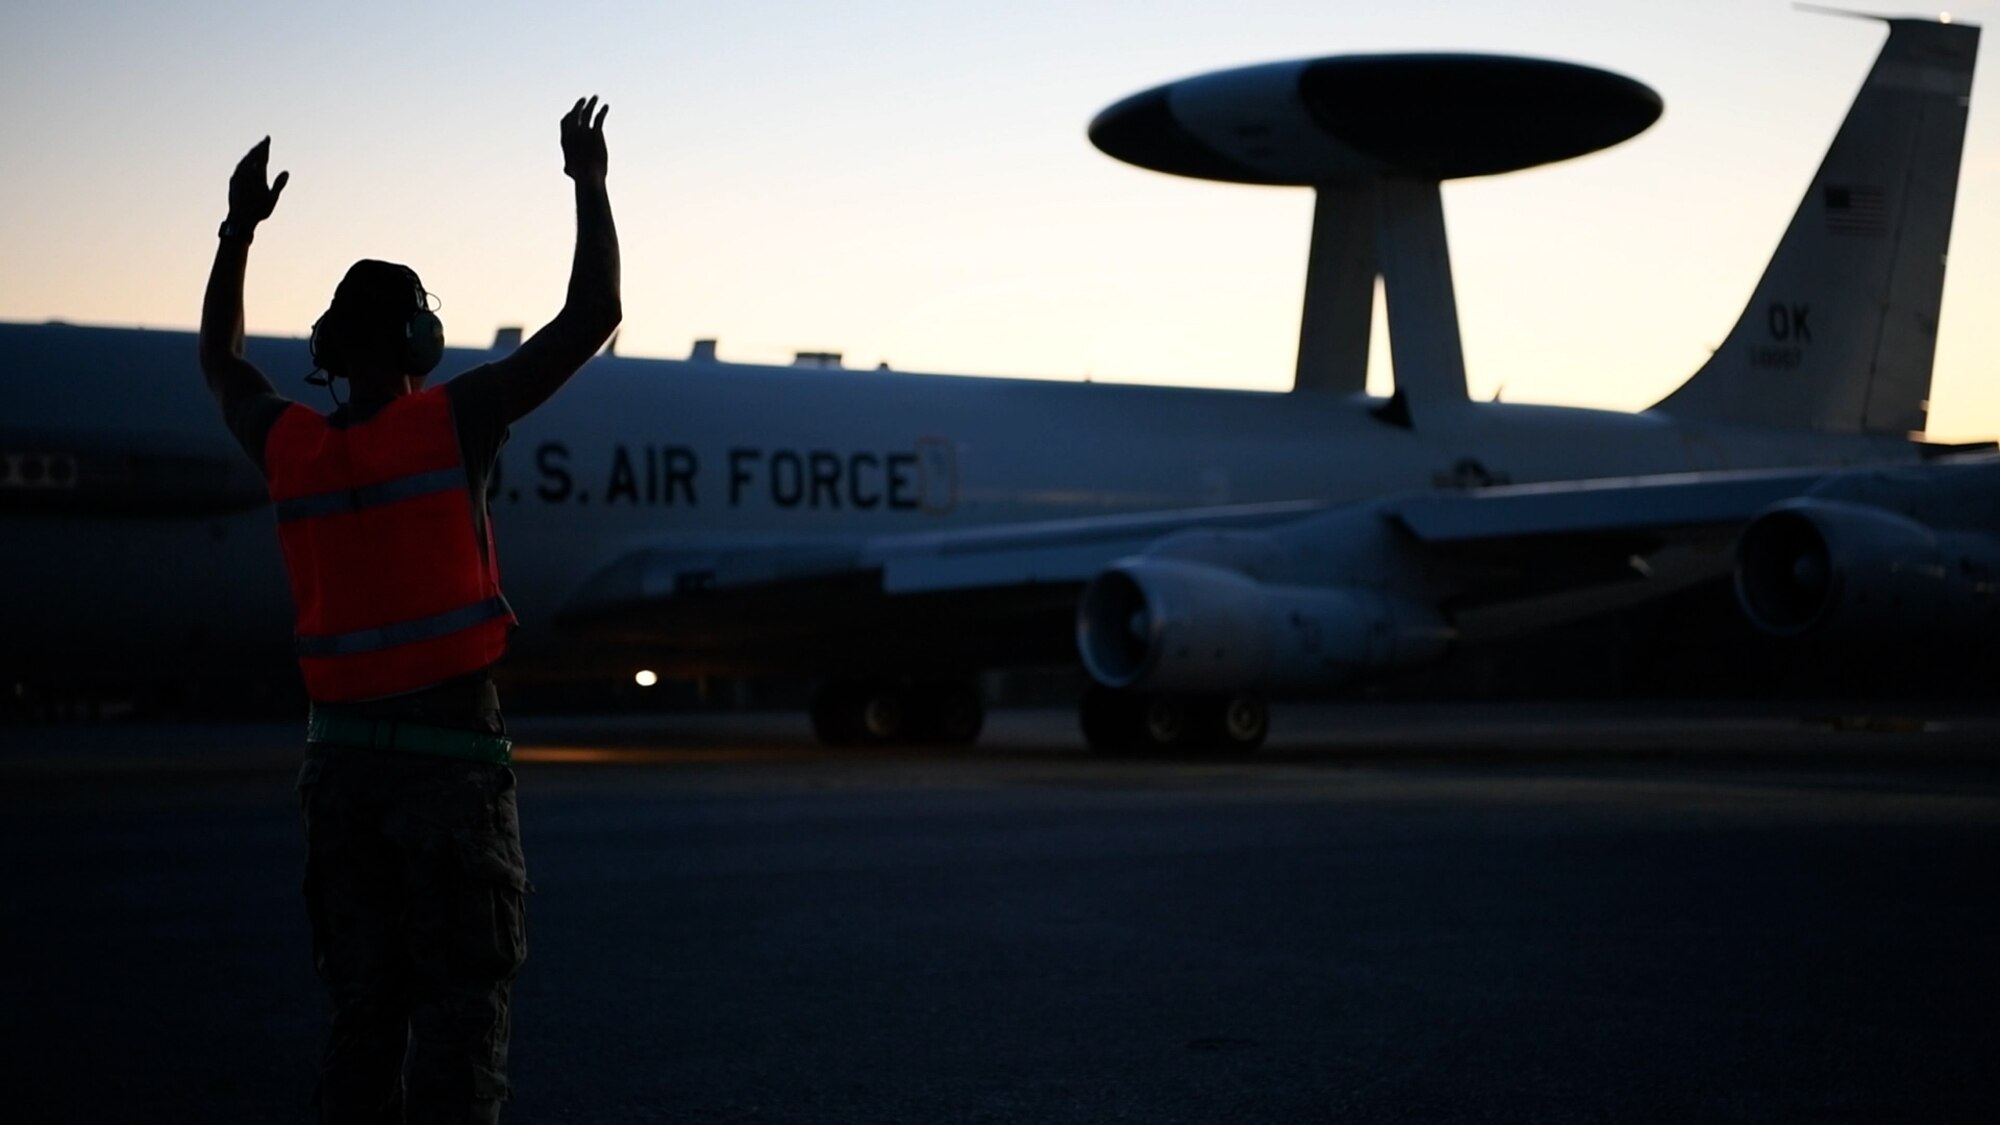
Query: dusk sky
4 0 1996 438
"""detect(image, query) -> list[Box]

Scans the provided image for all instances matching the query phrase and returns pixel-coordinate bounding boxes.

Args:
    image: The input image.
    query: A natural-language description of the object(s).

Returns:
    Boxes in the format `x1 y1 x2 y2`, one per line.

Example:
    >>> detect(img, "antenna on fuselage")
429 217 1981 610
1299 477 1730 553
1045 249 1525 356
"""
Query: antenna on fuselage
1088 54 1661 428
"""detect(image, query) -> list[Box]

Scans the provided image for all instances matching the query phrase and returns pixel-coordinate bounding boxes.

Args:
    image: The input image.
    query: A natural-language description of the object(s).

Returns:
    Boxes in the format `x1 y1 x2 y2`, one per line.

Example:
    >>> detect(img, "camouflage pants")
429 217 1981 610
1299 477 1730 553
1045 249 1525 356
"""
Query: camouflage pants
297 745 530 1124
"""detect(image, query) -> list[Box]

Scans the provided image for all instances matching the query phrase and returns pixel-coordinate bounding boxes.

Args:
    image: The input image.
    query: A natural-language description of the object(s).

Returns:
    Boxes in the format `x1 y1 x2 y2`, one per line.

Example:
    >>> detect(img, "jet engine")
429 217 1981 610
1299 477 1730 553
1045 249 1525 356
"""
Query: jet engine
1076 558 1450 694
1734 498 2000 638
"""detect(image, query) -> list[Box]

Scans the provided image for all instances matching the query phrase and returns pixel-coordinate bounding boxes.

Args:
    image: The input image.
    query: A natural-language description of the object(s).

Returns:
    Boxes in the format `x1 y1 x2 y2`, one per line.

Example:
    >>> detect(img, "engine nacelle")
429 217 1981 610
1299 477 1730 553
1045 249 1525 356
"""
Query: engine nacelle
1076 558 1450 694
1734 499 2000 638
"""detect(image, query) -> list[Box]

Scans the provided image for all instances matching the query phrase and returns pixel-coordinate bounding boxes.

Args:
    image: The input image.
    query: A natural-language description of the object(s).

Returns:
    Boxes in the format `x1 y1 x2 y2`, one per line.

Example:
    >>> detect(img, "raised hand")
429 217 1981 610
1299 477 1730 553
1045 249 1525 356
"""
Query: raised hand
561 96 610 181
227 137 289 225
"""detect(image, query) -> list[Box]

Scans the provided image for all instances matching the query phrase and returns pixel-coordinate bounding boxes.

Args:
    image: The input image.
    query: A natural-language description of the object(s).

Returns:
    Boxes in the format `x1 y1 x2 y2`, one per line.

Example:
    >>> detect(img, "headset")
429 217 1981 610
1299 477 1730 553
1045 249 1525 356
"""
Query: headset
307 263 445 396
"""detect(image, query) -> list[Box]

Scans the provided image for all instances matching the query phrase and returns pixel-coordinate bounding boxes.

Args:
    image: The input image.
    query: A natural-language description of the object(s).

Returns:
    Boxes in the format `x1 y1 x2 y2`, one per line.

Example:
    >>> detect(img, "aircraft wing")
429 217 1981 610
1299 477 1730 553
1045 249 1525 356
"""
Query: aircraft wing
556 498 1333 621
871 498 1339 593
1383 467 1838 641
556 468 1834 640
1386 467 1835 546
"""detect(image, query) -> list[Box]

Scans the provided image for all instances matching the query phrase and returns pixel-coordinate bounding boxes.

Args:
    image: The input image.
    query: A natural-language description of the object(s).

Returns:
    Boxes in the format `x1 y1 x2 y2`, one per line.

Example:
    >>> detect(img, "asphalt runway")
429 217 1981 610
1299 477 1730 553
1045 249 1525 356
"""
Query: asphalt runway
4 703 1998 1123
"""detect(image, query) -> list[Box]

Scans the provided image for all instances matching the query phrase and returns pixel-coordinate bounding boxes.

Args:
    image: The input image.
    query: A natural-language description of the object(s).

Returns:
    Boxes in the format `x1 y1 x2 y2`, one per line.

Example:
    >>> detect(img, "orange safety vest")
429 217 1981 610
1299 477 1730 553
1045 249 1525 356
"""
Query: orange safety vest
261 387 515 702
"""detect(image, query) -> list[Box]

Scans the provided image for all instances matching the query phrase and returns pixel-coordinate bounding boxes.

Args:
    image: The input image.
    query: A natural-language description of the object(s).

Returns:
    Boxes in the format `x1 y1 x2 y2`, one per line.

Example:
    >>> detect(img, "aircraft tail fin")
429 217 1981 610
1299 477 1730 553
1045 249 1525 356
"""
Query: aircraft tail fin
1654 17 1976 435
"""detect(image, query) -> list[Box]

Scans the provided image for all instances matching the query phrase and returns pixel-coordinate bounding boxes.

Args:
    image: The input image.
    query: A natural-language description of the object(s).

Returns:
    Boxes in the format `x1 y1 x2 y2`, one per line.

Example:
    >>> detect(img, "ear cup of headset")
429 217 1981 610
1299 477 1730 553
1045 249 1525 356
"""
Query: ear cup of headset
314 261 444 378
405 307 444 376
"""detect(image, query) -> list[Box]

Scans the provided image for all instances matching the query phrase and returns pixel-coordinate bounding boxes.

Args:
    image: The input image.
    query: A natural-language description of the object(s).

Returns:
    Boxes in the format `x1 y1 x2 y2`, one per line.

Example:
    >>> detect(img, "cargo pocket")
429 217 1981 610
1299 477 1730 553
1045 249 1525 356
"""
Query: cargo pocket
453 829 530 983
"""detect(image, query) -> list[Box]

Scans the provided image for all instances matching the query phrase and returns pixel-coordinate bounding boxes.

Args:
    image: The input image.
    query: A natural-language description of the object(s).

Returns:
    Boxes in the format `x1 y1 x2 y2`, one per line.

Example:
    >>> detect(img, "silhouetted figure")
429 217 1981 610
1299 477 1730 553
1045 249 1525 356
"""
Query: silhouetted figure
198 97 621 1123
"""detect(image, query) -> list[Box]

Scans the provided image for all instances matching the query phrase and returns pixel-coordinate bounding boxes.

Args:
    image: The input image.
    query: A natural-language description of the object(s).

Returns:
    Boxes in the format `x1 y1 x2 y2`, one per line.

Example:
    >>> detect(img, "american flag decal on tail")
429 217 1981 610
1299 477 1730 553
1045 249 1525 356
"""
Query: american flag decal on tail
1823 185 1888 236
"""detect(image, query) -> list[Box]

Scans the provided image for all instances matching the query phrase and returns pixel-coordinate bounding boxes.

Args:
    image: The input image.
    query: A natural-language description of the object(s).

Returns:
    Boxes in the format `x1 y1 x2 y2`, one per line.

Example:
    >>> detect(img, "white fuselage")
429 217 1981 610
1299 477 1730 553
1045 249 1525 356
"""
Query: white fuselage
0 325 1919 682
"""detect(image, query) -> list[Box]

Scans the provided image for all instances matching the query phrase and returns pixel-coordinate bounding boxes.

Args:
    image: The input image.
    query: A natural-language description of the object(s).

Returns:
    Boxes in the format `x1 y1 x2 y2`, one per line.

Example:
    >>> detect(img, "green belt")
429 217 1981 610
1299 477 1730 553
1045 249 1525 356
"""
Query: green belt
307 711 513 765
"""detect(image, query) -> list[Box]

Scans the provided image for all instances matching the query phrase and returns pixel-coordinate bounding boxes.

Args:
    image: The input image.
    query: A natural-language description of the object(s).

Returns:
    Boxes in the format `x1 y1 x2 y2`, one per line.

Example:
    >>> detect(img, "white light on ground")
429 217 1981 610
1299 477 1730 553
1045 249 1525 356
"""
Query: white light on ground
634 670 658 687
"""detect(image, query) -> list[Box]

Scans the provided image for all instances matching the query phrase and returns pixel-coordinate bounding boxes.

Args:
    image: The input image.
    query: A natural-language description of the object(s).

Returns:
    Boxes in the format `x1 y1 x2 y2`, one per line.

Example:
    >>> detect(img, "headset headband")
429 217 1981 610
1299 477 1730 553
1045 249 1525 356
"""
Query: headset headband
310 260 445 379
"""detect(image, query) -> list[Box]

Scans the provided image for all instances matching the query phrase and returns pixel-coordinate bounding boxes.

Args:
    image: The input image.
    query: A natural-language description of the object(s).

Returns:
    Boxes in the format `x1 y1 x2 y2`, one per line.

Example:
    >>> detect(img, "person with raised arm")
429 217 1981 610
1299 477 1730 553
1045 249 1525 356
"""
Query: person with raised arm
198 97 621 1123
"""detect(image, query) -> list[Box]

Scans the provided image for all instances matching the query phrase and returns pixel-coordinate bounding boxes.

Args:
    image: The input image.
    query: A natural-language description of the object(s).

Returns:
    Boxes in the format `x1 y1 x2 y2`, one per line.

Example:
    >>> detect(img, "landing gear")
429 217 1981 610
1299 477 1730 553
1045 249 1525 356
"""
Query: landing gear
1214 693 1272 750
922 679 987 745
810 677 986 747
1078 684 1269 756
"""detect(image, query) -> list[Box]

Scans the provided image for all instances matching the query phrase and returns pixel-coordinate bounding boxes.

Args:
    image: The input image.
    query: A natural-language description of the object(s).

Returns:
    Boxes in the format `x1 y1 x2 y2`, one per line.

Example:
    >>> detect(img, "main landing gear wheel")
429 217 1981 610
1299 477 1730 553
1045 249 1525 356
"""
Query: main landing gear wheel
810 677 986 747
1079 685 1269 756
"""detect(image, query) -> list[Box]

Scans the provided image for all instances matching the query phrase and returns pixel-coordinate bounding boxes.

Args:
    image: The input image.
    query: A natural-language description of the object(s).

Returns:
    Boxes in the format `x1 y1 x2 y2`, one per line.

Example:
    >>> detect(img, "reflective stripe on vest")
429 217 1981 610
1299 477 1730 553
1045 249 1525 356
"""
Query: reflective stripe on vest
296 594 514 658
273 467 467 524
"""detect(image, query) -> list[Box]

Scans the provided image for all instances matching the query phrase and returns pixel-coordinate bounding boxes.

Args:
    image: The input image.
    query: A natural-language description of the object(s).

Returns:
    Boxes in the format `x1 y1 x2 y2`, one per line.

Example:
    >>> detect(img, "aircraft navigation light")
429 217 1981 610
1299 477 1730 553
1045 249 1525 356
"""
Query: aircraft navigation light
634 669 658 687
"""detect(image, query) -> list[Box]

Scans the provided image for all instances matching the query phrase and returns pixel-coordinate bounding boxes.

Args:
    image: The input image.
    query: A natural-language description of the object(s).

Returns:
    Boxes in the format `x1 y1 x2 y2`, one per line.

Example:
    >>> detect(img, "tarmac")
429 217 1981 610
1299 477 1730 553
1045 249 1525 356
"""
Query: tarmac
4 702 1997 1123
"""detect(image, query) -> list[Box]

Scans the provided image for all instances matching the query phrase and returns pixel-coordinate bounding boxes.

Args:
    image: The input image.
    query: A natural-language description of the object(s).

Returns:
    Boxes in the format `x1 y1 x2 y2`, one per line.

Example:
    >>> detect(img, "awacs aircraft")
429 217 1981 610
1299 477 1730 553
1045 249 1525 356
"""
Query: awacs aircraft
0 15 1983 750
